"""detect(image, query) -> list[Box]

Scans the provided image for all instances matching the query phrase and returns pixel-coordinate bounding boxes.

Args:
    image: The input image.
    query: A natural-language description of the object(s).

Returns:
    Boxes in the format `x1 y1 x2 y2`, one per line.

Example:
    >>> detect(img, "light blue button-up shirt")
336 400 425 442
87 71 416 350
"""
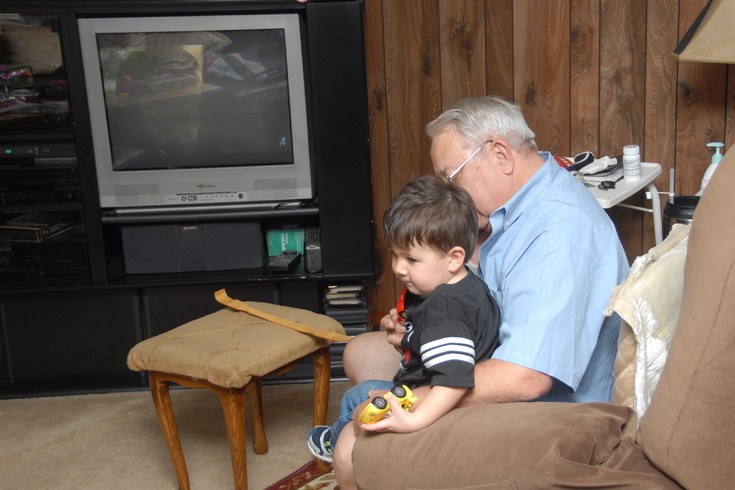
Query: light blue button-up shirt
478 152 629 402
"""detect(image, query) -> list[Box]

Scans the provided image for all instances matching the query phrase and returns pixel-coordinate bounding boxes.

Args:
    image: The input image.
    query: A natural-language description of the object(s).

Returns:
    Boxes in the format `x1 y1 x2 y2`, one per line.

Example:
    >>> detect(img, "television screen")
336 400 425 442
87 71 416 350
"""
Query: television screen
78 15 313 210
99 28 293 171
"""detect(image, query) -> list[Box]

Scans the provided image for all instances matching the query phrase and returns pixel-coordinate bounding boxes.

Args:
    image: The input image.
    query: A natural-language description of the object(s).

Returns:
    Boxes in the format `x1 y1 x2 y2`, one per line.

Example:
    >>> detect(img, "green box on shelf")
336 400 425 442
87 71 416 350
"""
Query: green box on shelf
267 228 305 255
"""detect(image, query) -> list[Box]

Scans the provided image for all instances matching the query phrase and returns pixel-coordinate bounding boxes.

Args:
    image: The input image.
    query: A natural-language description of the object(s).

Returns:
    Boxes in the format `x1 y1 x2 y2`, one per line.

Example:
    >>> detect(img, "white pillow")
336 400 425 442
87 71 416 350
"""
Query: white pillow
604 224 689 417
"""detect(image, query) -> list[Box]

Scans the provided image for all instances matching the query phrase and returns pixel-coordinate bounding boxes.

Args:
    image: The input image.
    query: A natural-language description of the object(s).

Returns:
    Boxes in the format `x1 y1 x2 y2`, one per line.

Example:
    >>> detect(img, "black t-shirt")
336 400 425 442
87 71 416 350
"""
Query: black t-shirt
394 270 500 389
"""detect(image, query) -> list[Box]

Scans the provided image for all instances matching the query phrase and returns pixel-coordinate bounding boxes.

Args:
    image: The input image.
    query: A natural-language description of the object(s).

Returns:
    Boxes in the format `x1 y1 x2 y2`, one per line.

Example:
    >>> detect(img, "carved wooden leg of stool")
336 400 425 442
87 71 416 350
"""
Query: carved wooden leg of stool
312 346 331 426
312 346 332 474
149 371 191 490
218 385 248 490
247 377 268 454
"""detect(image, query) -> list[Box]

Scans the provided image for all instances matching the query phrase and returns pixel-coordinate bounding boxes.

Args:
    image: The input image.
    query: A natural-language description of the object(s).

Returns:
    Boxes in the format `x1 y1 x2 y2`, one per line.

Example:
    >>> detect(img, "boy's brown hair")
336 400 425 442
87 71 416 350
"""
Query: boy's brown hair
383 175 478 262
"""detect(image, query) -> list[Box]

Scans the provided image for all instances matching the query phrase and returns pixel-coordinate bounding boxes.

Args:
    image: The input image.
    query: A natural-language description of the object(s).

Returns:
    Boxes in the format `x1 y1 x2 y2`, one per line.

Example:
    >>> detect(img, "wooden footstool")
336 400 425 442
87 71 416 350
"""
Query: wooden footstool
127 290 349 490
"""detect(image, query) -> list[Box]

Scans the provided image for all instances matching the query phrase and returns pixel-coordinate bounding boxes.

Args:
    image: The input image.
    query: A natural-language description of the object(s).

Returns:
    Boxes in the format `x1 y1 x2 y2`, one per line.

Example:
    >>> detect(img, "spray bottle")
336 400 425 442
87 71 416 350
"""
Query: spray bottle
696 142 725 196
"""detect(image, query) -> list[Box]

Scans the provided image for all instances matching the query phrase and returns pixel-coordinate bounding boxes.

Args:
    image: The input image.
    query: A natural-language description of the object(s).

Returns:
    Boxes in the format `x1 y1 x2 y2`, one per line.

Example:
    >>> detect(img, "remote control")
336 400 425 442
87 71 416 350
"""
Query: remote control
304 227 322 273
305 227 320 244
268 249 301 272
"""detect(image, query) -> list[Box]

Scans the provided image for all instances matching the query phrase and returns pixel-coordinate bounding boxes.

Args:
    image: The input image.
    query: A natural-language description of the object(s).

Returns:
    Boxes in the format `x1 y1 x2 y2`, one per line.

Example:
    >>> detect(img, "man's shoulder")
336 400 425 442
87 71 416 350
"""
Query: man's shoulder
527 168 617 243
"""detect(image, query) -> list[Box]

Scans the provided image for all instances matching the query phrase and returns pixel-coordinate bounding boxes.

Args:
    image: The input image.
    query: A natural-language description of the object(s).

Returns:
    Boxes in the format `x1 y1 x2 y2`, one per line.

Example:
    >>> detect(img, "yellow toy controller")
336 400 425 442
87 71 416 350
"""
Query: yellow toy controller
358 385 417 424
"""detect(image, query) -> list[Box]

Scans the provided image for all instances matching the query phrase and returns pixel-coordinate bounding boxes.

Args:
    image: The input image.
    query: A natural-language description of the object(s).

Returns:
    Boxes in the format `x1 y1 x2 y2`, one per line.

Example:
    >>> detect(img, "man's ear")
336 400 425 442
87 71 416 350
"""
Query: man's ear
448 246 466 272
491 140 515 176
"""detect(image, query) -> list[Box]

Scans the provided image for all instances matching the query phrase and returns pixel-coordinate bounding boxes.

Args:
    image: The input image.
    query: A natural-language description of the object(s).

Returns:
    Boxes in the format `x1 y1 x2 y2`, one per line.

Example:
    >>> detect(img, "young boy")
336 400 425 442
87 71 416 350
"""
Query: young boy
307 175 500 470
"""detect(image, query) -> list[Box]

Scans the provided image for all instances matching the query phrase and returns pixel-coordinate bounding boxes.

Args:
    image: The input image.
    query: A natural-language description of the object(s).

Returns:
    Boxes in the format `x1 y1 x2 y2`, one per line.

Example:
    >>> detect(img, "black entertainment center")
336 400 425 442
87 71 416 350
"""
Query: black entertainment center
0 0 375 397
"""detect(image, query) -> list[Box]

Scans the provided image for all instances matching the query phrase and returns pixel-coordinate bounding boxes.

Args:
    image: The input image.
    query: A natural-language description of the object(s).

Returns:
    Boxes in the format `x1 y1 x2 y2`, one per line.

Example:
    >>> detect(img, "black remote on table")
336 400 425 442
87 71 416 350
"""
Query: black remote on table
267 249 301 272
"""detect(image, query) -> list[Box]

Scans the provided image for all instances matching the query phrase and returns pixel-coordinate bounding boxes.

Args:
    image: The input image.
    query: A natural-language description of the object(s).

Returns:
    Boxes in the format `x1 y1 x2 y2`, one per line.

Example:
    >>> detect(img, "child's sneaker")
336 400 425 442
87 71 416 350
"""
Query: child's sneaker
306 425 334 463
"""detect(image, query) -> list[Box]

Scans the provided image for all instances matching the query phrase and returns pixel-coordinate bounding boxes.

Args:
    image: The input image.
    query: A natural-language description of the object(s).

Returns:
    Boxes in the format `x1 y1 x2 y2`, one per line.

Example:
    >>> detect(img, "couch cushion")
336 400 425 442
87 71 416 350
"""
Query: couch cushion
604 224 689 417
638 145 735 488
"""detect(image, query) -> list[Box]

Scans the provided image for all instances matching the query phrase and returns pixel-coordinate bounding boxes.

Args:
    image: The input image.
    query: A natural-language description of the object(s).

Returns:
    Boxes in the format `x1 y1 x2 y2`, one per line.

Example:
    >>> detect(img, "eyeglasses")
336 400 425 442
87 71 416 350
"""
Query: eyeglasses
446 140 493 182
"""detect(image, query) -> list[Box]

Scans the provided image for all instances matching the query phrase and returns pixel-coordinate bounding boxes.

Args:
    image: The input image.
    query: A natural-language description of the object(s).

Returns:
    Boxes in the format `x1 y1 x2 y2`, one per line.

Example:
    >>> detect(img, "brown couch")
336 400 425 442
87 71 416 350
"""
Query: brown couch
351 146 735 489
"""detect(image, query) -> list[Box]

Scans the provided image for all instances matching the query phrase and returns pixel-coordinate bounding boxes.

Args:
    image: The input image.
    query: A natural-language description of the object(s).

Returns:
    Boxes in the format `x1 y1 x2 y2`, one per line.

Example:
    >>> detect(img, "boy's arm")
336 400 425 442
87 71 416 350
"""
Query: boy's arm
360 385 467 434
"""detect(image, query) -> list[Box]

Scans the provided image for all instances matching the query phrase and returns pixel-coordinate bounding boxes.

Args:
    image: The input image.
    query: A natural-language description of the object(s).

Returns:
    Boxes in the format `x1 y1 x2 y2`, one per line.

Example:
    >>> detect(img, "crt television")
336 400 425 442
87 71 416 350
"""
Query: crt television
77 14 313 212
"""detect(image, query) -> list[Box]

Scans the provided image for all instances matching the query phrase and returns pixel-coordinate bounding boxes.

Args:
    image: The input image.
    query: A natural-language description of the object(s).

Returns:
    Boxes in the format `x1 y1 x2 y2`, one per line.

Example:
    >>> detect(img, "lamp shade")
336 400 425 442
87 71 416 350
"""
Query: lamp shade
674 0 735 64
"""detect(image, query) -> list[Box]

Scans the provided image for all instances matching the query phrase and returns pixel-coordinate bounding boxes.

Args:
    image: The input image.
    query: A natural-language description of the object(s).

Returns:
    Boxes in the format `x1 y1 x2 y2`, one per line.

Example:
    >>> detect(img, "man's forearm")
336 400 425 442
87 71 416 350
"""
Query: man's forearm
459 358 553 406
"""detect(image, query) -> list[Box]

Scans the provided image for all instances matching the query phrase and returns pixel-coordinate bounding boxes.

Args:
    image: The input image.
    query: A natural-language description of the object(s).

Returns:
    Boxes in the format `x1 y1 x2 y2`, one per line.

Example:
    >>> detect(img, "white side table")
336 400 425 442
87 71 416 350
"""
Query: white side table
585 162 663 244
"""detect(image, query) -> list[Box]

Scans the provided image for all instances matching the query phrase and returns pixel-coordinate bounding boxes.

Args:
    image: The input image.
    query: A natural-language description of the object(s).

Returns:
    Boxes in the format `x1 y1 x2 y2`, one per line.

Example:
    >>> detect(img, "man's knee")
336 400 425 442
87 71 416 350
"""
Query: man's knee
343 331 400 384
334 422 358 490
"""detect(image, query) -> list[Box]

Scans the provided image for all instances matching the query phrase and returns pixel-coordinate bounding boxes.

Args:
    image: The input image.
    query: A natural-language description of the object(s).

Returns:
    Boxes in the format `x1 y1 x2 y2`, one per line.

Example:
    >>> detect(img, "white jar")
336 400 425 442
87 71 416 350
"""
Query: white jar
623 145 641 181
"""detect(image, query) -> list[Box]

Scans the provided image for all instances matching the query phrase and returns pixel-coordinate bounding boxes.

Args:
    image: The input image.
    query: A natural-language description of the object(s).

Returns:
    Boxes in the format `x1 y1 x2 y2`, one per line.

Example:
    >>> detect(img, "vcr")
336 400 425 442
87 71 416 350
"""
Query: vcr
0 142 77 168
0 142 79 204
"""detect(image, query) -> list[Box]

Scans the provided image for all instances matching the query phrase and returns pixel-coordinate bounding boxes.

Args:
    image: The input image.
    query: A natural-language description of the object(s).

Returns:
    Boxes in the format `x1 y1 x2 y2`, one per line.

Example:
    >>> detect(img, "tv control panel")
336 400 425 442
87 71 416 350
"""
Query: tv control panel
167 191 247 205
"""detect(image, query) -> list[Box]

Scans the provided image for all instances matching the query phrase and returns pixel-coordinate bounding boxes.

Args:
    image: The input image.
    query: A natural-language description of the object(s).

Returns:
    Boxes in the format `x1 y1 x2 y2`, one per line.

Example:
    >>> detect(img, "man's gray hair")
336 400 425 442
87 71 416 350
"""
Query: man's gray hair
426 96 537 151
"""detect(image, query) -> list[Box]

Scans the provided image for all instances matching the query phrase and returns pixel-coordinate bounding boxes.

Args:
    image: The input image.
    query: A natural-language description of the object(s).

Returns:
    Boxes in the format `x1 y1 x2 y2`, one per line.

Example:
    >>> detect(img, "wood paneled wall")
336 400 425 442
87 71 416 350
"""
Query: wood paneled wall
363 0 735 313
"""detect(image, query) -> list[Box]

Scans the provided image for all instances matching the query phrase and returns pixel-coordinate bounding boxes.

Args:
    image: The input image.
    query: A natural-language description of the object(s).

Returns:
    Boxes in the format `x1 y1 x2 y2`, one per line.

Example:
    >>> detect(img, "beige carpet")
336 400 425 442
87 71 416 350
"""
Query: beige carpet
0 381 349 490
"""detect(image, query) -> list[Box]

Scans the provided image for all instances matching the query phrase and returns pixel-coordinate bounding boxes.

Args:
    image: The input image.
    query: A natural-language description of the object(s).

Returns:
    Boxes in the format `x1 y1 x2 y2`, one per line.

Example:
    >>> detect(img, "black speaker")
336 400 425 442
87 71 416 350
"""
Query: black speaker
121 222 264 274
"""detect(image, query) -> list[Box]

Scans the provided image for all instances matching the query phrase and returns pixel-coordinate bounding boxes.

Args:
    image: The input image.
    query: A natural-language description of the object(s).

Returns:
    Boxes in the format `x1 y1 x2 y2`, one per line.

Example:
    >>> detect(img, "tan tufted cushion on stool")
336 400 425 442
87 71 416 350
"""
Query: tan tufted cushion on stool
127 296 342 489
127 301 346 388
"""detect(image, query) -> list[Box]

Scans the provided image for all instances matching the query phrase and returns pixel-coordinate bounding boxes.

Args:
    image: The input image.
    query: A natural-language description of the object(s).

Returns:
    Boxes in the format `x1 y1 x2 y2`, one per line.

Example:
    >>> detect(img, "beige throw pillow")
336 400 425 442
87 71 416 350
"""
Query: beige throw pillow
604 224 689 418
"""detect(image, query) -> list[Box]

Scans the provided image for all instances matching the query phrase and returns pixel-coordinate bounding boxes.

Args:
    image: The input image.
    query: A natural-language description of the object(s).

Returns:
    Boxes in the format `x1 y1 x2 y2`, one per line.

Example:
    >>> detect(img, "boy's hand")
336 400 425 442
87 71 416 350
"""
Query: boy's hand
359 393 420 434
352 389 391 436
359 385 459 435
381 308 406 349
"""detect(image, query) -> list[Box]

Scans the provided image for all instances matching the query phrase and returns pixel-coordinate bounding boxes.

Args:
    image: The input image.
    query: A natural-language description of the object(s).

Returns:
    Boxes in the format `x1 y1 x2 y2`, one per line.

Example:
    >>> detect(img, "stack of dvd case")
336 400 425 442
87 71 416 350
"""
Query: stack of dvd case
324 283 371 378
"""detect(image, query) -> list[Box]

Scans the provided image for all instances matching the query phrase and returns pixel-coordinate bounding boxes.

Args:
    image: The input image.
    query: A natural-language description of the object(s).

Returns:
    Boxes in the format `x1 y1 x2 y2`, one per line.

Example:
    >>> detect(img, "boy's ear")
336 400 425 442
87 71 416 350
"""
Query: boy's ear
448 246 466 272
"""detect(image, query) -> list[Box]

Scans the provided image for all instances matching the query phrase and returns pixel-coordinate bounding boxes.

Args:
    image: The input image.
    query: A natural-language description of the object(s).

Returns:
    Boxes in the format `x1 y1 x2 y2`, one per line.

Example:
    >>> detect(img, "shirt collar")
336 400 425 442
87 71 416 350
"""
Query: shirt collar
488 151 556 237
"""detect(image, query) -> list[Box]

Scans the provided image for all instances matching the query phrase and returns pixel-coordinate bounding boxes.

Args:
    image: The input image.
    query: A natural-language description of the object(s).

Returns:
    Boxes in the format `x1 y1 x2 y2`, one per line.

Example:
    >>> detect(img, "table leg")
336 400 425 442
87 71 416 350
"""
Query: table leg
647 182 663 244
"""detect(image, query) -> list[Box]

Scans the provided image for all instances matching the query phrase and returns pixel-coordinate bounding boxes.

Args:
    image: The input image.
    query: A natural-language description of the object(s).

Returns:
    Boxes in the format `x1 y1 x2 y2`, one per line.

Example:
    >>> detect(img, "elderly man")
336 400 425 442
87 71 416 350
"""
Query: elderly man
335 96 629 488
